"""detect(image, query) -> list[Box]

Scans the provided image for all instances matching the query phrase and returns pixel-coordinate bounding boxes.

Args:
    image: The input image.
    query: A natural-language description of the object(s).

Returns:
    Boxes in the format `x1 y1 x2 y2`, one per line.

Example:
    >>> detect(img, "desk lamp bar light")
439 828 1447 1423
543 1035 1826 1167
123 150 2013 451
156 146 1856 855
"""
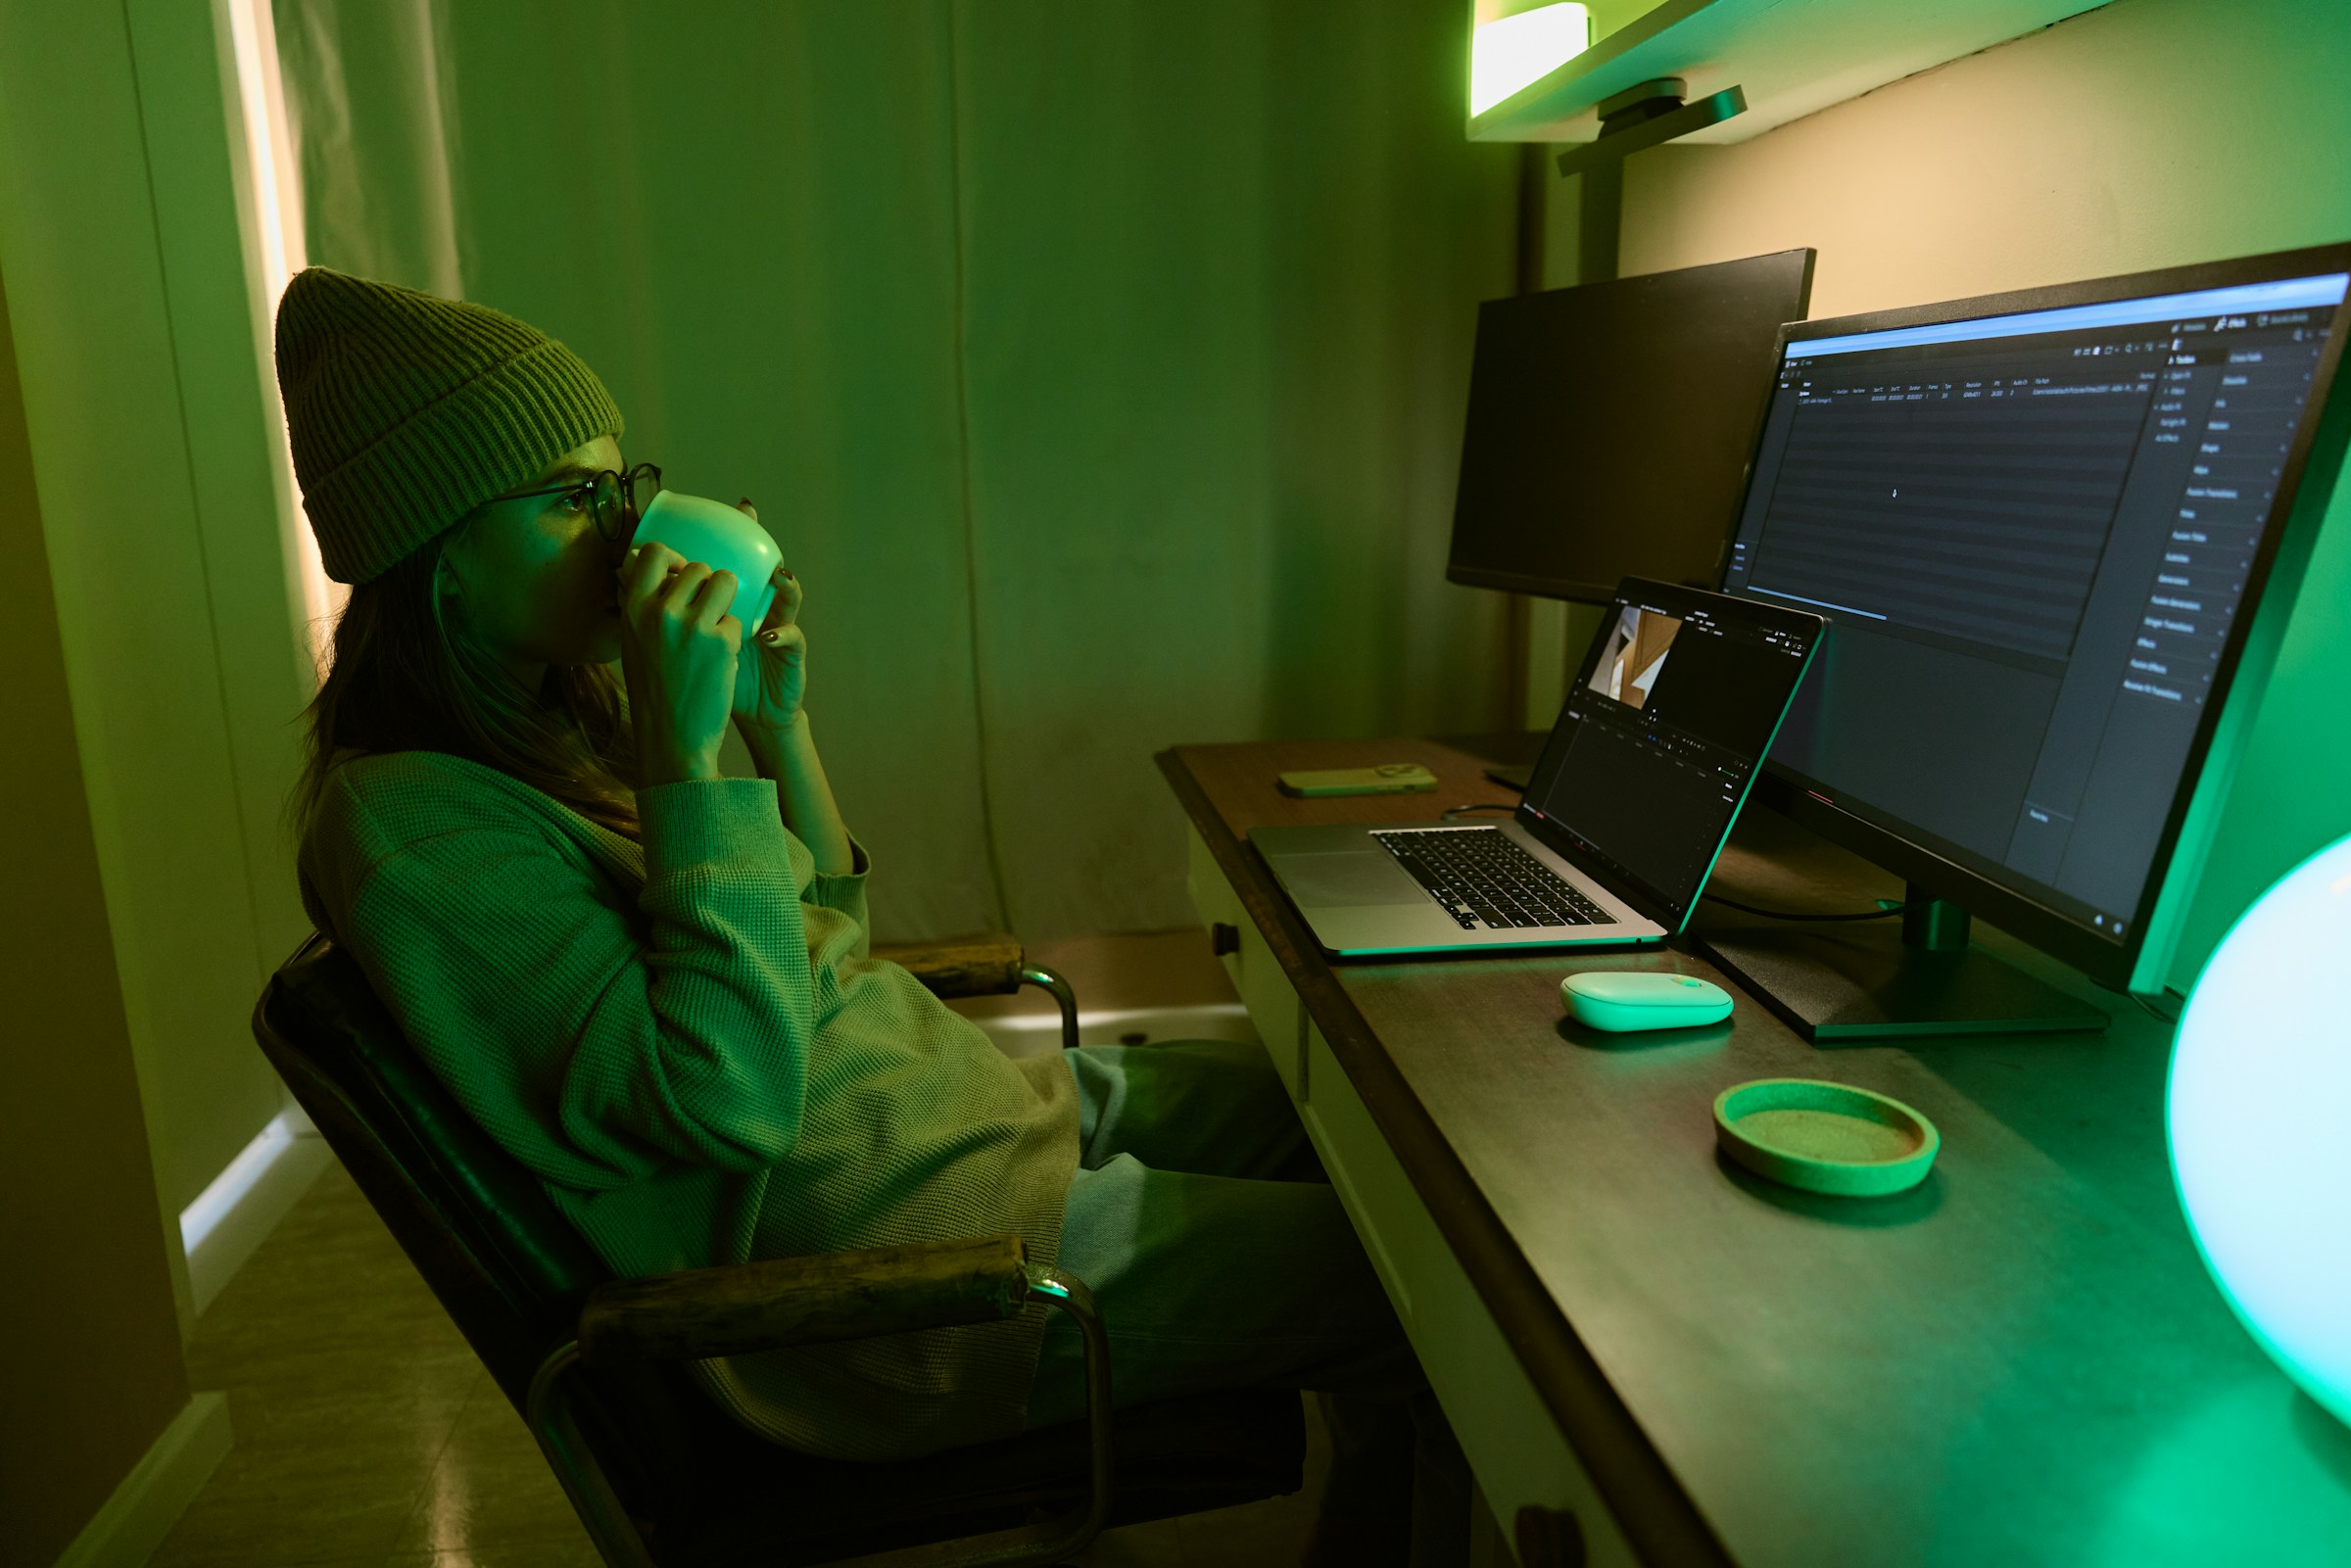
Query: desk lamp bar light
1469 3 1594 118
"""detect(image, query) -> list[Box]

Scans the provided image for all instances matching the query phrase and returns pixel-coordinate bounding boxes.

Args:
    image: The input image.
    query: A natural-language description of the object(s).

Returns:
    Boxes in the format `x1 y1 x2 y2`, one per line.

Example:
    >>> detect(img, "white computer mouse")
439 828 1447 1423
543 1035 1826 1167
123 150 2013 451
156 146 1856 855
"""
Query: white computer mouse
1561 971 1734 1032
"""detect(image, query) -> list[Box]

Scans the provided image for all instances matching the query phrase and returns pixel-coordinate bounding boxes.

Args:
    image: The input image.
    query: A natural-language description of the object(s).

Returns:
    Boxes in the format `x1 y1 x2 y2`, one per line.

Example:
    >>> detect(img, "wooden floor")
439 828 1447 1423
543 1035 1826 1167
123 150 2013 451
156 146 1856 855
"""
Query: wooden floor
152 931 1322 1568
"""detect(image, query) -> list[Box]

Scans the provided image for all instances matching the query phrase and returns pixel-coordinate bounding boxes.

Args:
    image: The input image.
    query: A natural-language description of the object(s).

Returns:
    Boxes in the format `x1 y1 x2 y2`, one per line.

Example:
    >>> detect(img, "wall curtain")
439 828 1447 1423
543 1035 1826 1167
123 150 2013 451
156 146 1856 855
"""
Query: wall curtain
273 0 1517 939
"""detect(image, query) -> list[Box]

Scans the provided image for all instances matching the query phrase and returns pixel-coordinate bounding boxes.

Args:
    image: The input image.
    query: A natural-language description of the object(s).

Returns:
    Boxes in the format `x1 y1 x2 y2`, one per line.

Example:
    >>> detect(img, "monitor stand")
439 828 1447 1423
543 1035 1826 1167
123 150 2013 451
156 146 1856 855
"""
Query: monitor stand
1697 884 2109 1044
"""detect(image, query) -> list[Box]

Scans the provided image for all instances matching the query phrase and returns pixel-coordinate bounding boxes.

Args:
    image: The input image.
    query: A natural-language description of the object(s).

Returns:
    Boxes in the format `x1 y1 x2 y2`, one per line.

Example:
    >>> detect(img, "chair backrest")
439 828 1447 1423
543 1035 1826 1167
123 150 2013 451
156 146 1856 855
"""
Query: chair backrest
254 934 609 1392
252 933 750 1516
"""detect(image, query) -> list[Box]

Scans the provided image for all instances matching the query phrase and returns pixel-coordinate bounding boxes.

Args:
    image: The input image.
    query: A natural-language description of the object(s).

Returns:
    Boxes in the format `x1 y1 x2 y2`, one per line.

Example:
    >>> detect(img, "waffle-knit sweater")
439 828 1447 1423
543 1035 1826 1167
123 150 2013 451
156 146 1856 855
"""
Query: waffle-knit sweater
297 750 1080 1460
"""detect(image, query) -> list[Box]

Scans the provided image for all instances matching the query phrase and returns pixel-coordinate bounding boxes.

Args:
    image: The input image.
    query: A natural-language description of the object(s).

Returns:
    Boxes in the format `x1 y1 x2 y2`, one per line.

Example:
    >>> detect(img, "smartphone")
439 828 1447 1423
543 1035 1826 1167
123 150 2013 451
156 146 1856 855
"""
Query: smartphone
1276 763 1438 798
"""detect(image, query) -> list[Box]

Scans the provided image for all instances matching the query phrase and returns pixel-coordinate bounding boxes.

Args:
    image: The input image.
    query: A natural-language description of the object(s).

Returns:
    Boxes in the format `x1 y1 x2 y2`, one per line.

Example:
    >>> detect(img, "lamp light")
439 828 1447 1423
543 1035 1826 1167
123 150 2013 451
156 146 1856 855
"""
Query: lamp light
1469 2 1592 117
2168 832 2351 1427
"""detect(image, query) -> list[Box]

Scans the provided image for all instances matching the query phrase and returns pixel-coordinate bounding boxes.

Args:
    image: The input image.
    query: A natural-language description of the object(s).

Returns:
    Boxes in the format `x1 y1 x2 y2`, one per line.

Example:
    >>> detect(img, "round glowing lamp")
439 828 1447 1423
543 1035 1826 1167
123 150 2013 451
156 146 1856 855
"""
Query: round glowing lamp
2168 832 2351 1427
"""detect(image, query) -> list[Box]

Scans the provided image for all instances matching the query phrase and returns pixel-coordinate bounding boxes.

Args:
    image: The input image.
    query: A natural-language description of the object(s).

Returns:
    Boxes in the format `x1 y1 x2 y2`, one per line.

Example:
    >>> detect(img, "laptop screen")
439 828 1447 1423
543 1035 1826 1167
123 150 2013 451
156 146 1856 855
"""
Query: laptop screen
1518 581 1823 928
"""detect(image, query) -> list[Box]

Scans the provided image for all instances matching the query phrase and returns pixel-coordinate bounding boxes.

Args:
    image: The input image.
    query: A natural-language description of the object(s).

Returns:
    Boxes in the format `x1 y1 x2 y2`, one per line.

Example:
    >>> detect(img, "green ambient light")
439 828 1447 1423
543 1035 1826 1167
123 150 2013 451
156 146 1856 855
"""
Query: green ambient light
1468 3 1593 117
2168 832 2351 1428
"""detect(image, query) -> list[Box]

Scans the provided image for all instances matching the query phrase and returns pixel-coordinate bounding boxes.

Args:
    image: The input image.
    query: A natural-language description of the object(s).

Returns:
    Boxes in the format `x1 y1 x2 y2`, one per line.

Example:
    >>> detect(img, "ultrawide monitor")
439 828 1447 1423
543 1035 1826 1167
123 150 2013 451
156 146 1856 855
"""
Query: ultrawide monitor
1447 249 1816 602
1721 244 2351 999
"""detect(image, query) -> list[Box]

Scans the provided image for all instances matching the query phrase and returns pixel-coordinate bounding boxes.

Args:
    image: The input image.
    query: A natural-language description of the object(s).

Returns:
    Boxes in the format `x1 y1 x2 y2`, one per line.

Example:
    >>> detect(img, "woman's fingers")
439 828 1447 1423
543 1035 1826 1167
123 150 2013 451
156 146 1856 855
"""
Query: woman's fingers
618 540 682 605
632 550 719 618
760 566 803 633
622 544 744 644
652 558 711 618
688 567 740 632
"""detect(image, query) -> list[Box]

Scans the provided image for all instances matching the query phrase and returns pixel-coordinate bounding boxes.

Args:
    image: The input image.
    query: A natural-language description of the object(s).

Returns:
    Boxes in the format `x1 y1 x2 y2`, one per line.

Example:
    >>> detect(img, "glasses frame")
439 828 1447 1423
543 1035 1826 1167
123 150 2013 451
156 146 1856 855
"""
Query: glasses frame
492 461 662 544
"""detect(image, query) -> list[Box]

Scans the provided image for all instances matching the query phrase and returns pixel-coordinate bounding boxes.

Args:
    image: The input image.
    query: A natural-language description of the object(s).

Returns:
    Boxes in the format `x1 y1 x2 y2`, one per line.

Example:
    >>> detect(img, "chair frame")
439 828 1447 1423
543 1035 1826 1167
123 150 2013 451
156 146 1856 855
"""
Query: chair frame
870 932 1080 1053
523 1239 1115 1568
253 928 1294 1568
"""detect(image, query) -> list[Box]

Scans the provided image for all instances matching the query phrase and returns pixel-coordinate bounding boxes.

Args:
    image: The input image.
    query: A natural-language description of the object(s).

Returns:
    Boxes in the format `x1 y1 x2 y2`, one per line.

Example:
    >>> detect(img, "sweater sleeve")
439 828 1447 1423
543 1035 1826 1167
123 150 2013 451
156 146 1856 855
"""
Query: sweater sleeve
343 778 820 1187
799 836 871 956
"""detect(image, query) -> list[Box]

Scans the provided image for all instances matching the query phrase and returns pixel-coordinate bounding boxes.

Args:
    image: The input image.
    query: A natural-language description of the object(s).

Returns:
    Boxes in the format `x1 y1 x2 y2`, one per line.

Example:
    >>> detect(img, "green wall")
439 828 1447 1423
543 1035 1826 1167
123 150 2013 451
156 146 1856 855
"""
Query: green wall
0 247 201 1568
0 0 313 1314
0 0 278 1545
271 0 1521 940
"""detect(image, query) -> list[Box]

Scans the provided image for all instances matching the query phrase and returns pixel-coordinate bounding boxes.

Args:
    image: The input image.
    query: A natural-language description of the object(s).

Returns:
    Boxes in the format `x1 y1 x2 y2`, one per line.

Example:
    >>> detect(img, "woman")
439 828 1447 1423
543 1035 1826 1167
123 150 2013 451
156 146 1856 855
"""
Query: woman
279 267 1457 1558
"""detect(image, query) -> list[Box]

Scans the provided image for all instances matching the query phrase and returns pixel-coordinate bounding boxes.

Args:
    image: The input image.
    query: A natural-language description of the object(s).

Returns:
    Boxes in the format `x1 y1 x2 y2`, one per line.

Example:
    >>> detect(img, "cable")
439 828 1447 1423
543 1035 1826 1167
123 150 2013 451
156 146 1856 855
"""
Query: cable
2133 989 2186 1026
1439 802 1518 822
1702 892 1907 923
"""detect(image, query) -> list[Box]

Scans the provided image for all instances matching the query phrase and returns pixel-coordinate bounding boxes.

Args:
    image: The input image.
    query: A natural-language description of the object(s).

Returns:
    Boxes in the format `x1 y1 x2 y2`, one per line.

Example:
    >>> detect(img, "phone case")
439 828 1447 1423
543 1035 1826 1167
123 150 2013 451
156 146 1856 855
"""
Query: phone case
1276 764 1439 797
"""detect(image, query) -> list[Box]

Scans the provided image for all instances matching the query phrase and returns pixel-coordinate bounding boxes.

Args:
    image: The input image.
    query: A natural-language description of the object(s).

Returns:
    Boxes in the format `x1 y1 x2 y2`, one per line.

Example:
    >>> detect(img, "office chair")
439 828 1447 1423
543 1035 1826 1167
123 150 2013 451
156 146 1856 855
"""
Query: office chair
252 931 1303 1567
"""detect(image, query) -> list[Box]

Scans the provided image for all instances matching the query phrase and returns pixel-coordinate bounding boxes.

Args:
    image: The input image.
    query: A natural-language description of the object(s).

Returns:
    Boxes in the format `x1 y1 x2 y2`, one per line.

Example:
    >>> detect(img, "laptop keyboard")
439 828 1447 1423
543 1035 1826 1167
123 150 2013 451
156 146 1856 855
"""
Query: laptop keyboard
1369 828 1610 931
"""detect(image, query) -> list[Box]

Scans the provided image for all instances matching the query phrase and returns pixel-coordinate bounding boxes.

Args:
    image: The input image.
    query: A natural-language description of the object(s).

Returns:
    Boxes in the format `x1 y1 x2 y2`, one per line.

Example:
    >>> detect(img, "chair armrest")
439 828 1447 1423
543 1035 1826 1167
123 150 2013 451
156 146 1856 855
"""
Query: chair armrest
576 1234 1032 1365
536 1242 1113 1568
875 934 1083 1048
872 933 1026 998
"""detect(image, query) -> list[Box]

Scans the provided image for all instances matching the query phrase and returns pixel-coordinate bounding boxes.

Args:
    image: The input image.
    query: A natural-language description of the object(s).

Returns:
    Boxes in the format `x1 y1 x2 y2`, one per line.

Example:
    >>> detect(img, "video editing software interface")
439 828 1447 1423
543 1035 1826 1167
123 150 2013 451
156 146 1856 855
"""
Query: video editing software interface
1722 271 2347 939
1522 596 1816 916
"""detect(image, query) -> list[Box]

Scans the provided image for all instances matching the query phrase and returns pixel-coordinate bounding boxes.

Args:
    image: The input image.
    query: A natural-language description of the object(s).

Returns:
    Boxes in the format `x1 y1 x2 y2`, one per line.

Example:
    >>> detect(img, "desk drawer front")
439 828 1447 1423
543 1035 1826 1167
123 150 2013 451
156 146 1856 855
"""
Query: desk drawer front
1300 1022 1638 1568
1185 830 1302 1090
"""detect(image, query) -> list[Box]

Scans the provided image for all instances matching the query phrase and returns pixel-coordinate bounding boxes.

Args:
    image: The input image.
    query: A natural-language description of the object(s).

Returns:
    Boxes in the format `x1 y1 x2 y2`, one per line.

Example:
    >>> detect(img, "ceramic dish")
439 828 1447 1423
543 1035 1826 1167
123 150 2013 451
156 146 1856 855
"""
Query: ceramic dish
1712 1078 1940 1197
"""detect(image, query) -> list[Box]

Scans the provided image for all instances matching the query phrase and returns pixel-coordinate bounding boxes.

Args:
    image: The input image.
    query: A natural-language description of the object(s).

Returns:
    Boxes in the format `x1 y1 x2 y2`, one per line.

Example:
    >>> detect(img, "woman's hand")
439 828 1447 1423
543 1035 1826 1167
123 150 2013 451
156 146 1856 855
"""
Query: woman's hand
617 540 742 785
717 501 850 872
731 501 805 738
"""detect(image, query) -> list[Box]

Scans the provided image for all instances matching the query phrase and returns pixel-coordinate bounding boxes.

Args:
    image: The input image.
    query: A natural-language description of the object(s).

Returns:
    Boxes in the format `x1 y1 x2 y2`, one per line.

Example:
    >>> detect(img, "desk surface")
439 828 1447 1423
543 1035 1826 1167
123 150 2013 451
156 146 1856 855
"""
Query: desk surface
1159 735 2351 1568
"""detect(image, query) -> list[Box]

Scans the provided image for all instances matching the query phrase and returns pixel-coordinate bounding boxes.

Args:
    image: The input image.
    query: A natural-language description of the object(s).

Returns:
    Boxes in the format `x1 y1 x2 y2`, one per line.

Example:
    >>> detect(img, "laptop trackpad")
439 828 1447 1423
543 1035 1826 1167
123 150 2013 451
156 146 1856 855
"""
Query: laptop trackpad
1278 851 1424 908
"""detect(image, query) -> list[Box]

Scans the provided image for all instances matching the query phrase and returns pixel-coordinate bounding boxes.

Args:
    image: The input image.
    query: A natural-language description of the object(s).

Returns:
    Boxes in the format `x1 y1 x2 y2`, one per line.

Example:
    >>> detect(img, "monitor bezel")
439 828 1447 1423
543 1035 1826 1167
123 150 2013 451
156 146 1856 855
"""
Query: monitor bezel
1445 248 1817 604
1732 241 2351 994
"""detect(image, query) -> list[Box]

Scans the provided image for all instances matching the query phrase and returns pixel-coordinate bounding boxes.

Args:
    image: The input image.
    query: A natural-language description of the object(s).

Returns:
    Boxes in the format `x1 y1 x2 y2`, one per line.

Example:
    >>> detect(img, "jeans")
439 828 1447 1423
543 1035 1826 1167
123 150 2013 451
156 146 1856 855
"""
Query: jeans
1025 1040 1467 1564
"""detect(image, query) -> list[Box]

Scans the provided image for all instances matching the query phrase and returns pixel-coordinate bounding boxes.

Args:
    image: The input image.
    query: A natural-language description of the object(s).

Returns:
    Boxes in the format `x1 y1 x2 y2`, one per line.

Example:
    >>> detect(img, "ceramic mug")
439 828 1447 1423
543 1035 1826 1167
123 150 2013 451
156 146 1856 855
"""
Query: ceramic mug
629 490 782 632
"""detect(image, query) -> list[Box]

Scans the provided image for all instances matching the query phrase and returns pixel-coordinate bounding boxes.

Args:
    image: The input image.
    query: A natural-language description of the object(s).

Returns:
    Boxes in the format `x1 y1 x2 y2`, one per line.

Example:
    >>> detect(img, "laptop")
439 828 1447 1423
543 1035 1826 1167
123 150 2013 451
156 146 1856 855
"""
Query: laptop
1253 579 1823 956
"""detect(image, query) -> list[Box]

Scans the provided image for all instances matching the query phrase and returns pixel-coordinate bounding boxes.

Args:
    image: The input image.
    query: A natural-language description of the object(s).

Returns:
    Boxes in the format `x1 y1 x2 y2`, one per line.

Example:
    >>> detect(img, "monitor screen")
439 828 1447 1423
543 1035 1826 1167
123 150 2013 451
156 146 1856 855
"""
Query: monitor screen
1447 250 1816 602
1722 251 2351 988
1518 581 1822 929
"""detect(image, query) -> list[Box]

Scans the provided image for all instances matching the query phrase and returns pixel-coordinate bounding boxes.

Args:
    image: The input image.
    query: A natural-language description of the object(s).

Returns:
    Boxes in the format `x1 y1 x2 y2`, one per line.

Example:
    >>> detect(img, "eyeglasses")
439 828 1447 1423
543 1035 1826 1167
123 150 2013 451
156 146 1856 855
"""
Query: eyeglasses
492 461 662 544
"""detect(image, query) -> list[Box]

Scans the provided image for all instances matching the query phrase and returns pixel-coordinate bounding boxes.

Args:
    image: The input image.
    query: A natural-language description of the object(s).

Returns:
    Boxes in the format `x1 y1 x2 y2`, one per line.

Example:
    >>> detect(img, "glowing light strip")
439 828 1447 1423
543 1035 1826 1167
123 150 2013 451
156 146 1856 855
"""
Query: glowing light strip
225 0 295 295
179 1111 299 1256
225 0 344 679
977 1002 1251 1035
1470 4 1593 117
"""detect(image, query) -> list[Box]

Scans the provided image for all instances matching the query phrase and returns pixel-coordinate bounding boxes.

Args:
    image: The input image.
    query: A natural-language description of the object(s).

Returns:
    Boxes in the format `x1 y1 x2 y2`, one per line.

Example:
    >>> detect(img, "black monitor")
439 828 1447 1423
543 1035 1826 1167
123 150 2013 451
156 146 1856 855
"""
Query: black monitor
1447 249 1816 603
1712 243 2351 1039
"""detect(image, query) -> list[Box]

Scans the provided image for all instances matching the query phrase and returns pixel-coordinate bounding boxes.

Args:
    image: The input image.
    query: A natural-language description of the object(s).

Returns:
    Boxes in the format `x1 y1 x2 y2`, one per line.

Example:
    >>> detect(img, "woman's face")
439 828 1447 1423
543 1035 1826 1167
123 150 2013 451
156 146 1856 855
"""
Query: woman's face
443 435 629 680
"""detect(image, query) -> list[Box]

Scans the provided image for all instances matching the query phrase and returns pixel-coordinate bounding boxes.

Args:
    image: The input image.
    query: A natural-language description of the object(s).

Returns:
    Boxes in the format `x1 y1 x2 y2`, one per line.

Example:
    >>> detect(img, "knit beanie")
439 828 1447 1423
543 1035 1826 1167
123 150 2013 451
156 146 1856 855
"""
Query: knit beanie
273 268 624 583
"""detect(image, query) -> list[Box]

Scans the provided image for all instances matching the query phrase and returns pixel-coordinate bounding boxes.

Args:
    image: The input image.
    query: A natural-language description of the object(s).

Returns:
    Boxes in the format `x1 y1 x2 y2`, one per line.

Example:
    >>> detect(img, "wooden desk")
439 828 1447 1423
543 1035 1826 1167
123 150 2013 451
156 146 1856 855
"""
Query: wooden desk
1159 736 2351 1567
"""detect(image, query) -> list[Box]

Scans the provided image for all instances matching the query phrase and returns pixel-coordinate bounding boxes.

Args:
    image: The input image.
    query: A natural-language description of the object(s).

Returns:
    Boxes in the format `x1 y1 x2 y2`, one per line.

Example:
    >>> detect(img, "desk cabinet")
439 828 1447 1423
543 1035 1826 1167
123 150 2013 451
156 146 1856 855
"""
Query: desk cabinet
1187 826 1637 1566
1161 738 2351 1568
1188 829 1302 1091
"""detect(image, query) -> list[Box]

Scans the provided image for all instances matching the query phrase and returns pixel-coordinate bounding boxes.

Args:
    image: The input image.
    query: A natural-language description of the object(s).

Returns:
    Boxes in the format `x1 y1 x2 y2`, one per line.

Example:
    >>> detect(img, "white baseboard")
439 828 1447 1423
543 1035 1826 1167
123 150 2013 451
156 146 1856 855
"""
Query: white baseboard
978 1002 1259 1059
185 1129 333 1315
52 1391 232 1568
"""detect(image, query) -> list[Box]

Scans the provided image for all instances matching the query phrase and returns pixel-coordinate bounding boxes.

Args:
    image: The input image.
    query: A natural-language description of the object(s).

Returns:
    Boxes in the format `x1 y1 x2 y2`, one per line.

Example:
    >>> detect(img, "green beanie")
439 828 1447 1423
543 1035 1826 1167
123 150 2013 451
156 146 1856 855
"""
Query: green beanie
273 267 624 583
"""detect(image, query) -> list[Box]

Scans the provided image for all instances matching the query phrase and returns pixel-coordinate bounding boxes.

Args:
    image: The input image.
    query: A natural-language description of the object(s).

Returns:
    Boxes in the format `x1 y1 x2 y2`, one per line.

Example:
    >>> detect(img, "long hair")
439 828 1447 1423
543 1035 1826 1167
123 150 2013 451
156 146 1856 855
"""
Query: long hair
293 518 642 843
